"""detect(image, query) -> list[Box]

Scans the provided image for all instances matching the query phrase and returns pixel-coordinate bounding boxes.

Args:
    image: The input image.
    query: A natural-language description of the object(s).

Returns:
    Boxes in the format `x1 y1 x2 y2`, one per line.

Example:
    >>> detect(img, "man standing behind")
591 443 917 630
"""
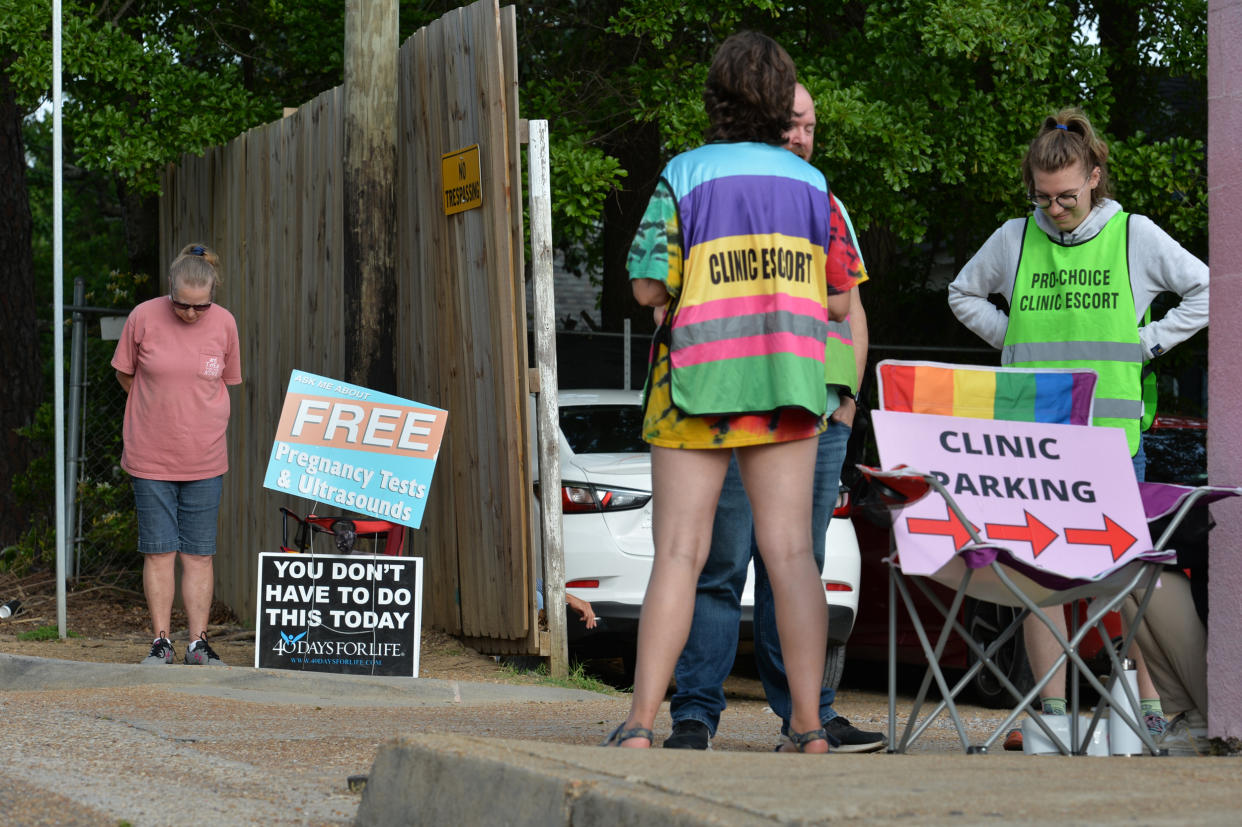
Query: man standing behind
663 83 884 753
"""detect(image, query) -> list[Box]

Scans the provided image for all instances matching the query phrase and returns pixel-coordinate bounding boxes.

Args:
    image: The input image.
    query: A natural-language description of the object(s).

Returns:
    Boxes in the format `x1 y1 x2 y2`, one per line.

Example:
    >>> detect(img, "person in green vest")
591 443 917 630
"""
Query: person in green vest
948 106 1209 751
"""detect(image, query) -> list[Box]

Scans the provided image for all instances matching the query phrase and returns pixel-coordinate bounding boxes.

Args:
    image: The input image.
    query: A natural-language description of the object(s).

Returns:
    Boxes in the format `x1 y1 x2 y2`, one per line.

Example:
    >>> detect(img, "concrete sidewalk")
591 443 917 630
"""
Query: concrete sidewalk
358 733 1242 826
4 653 1241 826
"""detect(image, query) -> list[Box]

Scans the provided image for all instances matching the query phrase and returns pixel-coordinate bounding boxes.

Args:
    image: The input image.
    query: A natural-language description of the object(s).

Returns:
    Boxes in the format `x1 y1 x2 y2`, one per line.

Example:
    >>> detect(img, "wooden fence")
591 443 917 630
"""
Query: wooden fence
160 0 538 654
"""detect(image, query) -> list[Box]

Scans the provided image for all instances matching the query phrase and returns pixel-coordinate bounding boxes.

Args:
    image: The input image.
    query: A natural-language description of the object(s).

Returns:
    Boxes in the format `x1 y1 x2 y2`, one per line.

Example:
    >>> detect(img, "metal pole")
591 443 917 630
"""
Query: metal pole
52 0 68 637
66 278 86 579
623 318 631 390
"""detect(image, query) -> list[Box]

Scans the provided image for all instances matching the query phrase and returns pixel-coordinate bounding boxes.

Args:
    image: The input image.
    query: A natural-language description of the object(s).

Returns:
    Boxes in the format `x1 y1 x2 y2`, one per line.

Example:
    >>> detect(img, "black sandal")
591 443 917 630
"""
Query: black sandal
601 722 654 747
786 727 830 753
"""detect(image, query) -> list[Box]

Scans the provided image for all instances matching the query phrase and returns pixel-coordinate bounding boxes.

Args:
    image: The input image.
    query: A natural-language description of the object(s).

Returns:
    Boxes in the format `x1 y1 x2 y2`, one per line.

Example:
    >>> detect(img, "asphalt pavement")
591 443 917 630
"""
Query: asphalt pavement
3 652 1241 826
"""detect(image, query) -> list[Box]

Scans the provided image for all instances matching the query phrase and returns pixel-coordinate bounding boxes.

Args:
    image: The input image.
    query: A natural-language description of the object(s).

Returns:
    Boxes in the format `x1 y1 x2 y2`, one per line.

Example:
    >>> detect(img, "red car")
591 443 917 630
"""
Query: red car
843 413 1205 708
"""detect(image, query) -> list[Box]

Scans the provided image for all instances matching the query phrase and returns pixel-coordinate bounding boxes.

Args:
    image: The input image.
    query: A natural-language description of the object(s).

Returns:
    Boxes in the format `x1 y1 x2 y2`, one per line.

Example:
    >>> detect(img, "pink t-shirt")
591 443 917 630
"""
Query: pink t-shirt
111 296 242 480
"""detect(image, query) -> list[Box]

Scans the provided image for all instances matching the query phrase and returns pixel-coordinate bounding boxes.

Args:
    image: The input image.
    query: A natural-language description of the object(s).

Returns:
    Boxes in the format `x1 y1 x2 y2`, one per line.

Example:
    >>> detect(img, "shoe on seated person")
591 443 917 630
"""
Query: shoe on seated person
1003 728 1023 751
823 716 886 753
662 719 711 750
1157 713 1209 757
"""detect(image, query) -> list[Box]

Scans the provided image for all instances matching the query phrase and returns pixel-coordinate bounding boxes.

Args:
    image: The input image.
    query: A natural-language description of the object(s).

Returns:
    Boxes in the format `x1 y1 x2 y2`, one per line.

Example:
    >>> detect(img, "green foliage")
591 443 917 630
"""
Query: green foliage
549 132 628 245
1110 133 1207 258
2 1 276 194
517 0 1208 361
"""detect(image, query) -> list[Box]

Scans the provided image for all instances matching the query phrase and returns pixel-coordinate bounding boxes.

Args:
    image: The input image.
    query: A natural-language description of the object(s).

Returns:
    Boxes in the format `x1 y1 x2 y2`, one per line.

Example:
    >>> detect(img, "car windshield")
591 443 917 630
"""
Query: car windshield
559 405 649 455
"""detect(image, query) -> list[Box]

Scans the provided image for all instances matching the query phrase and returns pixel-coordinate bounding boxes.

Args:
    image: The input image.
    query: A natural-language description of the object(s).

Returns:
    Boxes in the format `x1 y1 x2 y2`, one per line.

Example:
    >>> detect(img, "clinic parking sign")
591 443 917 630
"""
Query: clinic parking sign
255 552 423 676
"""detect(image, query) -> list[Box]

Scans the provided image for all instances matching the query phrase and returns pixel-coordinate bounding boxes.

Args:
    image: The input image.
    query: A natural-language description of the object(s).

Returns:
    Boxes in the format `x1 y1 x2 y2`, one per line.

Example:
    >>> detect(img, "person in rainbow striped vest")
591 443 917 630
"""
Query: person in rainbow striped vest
948 107 1209 751
661 82 884 754
603 32 866 751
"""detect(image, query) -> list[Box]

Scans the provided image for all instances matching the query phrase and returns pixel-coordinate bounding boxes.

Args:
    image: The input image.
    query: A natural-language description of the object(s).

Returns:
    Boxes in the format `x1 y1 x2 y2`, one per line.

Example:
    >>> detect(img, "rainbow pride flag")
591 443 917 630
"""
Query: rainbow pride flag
876 361 1098 425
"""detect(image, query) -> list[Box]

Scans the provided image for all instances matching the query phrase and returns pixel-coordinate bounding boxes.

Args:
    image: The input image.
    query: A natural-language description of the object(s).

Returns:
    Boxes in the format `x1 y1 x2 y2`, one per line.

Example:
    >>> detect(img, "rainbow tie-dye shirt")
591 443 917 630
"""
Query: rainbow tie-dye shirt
629 142 866 447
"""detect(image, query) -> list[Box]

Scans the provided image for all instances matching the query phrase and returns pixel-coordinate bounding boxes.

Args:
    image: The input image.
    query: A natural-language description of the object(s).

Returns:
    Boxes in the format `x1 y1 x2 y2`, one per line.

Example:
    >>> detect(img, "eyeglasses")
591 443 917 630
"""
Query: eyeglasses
1028 178 1090 210
170 296 212 312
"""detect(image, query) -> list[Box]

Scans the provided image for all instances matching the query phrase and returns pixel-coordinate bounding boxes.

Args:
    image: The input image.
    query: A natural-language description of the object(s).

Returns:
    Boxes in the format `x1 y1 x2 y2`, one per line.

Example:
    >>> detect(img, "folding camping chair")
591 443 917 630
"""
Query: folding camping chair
278 507 406 557
862 359 1238 755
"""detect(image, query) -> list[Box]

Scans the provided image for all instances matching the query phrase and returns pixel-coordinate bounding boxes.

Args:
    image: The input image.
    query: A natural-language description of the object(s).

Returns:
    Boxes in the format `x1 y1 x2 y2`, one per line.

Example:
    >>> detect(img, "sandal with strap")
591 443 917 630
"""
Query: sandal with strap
786 727 830 753
601 722 654 748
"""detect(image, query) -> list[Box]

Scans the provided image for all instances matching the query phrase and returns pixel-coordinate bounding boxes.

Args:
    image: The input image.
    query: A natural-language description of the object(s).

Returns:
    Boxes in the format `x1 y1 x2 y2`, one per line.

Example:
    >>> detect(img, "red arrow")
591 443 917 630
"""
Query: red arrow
1064 515 1137 561
984 510 1059 557
906 506 977 550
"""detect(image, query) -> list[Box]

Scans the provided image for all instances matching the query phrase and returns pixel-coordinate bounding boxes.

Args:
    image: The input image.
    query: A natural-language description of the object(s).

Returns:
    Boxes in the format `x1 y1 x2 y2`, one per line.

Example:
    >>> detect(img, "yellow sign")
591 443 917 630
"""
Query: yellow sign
441 145 482 215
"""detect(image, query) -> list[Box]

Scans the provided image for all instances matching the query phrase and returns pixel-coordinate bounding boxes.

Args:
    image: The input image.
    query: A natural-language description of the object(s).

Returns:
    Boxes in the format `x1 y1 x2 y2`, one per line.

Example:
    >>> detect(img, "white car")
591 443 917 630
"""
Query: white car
536 389 861 688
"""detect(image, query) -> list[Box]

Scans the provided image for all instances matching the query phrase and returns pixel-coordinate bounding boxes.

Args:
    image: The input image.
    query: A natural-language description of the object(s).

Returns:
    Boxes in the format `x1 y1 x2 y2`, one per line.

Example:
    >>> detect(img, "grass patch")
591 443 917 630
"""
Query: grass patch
501 659 621 695
17 625 80 641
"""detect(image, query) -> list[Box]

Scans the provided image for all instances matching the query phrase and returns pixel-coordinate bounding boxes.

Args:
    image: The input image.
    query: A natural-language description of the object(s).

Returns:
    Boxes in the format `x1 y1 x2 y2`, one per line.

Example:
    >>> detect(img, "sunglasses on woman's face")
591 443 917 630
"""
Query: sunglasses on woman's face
170 295 212 312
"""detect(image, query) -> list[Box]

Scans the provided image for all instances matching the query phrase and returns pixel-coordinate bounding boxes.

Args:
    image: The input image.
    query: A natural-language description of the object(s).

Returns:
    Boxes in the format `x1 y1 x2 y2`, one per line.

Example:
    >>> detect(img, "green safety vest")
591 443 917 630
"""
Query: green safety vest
1004 213 1144 455
1141 307 1156 431
824 317 858 393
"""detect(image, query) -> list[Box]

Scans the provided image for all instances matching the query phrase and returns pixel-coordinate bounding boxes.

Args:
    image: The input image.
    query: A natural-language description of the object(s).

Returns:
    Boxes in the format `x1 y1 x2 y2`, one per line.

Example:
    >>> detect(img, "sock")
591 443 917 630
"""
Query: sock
1041 697 1067 715
1141 699 1164 719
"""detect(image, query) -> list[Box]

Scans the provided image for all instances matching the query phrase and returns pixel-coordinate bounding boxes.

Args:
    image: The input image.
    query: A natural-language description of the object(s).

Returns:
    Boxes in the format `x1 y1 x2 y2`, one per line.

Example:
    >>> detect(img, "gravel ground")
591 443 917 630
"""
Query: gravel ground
0 644 1026 827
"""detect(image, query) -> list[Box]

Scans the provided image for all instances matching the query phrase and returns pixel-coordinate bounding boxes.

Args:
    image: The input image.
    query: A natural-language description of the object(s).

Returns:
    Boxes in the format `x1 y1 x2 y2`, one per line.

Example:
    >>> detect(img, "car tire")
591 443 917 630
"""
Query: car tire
964 598 1035 709
823 643 846 693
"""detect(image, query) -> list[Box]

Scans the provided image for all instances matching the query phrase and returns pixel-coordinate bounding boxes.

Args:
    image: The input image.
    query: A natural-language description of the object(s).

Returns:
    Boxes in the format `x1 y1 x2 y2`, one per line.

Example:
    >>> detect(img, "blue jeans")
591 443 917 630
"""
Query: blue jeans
670 421 851 735
1132 437 1147 483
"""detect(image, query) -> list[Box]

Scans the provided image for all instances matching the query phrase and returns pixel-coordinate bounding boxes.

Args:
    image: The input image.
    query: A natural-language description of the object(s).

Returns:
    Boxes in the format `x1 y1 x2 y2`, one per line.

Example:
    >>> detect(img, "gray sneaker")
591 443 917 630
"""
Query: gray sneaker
184 634 225 666
142 636 175 665
1157 713 1209 757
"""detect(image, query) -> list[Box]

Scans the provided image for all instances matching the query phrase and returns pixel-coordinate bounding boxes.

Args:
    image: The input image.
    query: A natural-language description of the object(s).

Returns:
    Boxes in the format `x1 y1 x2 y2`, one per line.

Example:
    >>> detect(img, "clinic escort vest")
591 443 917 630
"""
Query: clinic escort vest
1003 212 1144 455
663 142 831 417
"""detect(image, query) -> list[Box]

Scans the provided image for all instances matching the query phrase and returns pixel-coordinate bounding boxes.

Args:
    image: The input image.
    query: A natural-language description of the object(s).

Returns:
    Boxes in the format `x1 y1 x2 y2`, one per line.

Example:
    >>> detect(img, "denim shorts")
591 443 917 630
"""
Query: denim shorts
131 476 224 556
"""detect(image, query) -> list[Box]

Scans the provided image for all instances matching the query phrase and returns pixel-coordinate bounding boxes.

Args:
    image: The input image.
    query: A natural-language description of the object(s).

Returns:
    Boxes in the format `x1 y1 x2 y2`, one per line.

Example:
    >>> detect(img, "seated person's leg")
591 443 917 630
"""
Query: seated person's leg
1024 607 1069 714
1122 571 1207 731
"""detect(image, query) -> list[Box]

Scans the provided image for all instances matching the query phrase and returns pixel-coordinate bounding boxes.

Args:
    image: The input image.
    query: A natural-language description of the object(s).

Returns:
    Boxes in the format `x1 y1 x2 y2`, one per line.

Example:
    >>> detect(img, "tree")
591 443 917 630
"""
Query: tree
0 51 41 548
0 0 274 553
517 0 1208 354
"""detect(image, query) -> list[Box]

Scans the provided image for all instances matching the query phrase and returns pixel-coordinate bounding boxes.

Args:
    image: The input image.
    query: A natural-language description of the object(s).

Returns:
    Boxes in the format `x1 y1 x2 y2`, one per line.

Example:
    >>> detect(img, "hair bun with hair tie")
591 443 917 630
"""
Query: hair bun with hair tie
190 245 206 256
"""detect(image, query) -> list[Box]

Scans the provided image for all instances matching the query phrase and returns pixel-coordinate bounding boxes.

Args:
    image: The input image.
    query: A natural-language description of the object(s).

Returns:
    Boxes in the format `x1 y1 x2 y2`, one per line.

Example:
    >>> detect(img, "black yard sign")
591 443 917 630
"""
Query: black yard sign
254 552 423 676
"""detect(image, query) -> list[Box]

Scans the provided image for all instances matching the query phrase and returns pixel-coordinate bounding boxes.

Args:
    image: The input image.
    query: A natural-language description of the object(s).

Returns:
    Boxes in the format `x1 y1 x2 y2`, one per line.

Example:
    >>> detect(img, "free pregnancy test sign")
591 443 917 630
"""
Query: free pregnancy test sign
263 370 448 528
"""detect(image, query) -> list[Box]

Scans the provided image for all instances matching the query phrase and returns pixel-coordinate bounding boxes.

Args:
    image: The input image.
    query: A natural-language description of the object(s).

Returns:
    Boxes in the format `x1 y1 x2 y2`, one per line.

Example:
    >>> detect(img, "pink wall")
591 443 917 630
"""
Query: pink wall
1207 0 1242 739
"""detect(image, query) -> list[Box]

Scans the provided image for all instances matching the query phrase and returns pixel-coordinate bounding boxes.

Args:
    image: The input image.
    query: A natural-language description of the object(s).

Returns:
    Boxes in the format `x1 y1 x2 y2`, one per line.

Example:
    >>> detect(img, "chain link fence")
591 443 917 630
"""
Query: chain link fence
65 280 135 581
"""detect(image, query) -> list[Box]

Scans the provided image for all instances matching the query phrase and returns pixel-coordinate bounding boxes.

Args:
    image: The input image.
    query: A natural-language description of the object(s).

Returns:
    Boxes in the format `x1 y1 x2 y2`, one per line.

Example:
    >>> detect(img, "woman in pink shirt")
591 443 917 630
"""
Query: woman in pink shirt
112 243 242 666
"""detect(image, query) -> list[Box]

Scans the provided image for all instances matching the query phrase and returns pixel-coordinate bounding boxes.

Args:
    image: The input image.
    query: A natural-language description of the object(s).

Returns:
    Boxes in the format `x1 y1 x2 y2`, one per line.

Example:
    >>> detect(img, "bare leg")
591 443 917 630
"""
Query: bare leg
1028 604 1159 707
143 552 177 639
1025 608 1068 702
180 553 215 641
736 437 827 752
618 445 731 746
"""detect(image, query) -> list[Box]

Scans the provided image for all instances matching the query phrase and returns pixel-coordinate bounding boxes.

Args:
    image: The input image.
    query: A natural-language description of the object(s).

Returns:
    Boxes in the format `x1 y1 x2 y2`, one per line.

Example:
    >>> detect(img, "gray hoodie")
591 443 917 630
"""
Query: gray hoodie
947 199 1209 360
